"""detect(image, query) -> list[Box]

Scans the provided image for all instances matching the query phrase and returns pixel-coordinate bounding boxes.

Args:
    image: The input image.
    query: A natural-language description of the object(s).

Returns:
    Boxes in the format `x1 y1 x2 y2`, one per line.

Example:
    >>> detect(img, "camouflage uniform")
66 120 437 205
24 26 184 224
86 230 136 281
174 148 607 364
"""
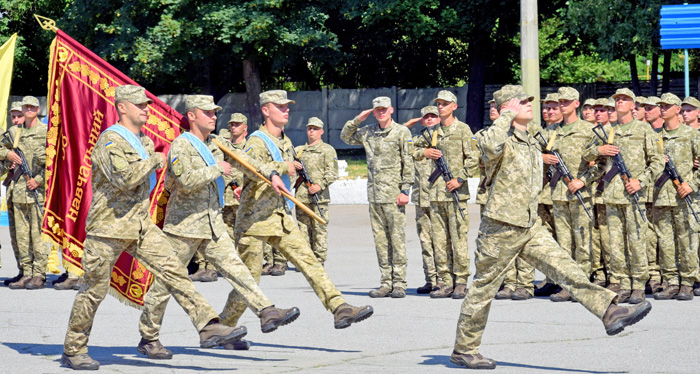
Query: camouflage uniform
413 118 478 288
341 102 414 291
0 114 50 280
412 131 438 285
652 119 700 287
645 126 663 286
139 122 278 340
583 116 664 291
454 88 617 355
294 138 338 263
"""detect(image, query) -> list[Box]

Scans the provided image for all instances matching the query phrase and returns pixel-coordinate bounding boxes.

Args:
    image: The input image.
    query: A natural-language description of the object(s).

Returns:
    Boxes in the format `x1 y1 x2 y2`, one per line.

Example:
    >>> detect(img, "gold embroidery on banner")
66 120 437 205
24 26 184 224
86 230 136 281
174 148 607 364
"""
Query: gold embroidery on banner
57 47 69 63
129 284 144 299
111 271 127 287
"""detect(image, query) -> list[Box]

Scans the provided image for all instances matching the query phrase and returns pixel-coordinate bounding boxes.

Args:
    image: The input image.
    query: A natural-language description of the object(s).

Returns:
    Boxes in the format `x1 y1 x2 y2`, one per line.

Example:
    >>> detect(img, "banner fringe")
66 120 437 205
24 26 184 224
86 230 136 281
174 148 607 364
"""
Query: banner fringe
107 287 145 310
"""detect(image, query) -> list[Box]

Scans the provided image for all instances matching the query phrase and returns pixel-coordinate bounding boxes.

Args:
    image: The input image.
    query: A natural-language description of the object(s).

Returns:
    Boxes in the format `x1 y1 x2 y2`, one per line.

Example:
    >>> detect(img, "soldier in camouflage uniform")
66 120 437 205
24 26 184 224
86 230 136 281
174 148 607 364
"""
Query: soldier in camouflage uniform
582 98 596 124
681 97 700 296
650 93 700 301
404 106 441 293
341 96 414 298
1 101 23 281
413 90 478 299
222 89 373 329
61 86 253 371
583 88 665 305
137 96 300 358
450 85 651 370
633 96 648 124
0 96 50 290
293 117 338 264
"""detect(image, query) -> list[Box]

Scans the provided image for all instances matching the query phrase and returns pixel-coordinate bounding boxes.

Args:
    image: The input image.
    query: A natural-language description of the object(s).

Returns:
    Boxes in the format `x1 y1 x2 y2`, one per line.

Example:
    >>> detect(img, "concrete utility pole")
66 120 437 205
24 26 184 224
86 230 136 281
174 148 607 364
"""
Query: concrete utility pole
521 0 541 124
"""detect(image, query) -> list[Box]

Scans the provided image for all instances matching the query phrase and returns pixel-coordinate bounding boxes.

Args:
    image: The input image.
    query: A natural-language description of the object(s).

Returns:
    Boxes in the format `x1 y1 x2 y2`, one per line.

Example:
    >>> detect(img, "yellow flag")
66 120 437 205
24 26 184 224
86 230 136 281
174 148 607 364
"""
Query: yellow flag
0 33 17 131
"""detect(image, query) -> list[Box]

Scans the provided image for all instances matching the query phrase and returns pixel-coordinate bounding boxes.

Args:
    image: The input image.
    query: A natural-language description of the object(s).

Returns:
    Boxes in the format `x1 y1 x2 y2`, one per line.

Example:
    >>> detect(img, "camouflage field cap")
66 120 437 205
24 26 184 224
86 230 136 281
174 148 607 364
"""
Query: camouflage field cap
603 98 615 108
643 96 661 106
21 96 40 107
657 92 682 106
582 98 596 107
260 90 295 106
488 98 495 104
115 85 153 104
306 116 324 128
9 101 22 112
593 98 608 107
611 88 635 100
185 95 222 111
421 105 439 117
219 128 231 138
494 84 534 108
682 96 700 109
434 90 457 103
372 96 392 109
228 112 248 124
541 93 559 103
557 87 579 101
634 96 647 104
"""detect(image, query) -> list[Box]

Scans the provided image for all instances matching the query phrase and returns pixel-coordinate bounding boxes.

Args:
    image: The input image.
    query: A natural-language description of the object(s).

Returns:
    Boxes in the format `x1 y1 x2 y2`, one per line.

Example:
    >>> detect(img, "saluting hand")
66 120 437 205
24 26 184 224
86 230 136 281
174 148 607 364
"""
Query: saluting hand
356 109 374 122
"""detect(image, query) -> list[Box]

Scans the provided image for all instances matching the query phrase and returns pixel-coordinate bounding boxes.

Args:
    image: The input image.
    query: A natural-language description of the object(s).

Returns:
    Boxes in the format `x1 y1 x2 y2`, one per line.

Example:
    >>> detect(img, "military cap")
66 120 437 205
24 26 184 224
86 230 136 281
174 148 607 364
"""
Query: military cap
185 95 222 111
20 96 40 107
611 88 635 100
434 90 457 103
557 87 579 101
372 96 392 109
634 96 647 104
9 101 22 112
541 93 559 103
228 112 248 124
488 98 495 104
603 98 615 108
593 98 608 107
115 85 153 105
421 106 439 117
657 92 682 106
644 96 661 106
582 99 596 107
494 84 534 109
306 117 324 128
260 90 295 106
682 96 700 109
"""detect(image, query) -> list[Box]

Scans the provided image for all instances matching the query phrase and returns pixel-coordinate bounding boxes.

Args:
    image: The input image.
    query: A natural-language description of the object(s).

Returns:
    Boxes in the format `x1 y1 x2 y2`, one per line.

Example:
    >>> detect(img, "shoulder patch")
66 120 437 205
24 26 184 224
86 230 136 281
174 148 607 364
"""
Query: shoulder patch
172 156 179 165
105 141 114 149
245 147 252 154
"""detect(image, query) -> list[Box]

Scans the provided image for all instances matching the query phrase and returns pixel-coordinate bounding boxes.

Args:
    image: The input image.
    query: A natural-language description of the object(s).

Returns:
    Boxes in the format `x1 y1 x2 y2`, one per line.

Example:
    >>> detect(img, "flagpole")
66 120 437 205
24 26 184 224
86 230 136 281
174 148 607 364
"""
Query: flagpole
212 138 327 225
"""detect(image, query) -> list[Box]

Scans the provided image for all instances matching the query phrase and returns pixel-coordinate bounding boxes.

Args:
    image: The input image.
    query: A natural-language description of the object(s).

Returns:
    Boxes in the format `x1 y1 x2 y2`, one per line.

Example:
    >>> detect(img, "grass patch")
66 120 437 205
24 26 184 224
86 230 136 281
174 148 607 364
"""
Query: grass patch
337 149 367 179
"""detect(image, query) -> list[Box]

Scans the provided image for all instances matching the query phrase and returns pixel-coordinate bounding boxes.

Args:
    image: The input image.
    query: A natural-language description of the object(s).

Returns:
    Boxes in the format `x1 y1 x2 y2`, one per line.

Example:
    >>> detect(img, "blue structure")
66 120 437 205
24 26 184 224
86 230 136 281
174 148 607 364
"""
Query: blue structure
660 4 700 97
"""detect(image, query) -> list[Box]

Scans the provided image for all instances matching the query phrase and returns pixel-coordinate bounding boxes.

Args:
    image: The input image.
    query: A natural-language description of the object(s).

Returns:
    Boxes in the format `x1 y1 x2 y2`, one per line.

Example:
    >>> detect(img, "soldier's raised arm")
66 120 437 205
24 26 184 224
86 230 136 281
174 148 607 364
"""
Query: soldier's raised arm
340 109 373 145
479 98 521 164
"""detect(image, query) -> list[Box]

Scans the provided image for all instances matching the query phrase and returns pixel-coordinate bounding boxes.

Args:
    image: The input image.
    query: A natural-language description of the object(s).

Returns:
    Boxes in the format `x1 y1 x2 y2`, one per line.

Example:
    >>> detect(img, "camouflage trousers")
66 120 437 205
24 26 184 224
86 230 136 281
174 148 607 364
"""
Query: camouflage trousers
14 202 49 278
296 203 330 263
416 206 437 285
139 231 274 340
502 257 535 294
605 204 649 290
652 205 700 287
537 203 556 285
453 216 617 355
369 203 407 290
645 203 661 283
552 200 593 276
64 223 219 356
222 216 346 327
431 201 470 286
591 204 611 283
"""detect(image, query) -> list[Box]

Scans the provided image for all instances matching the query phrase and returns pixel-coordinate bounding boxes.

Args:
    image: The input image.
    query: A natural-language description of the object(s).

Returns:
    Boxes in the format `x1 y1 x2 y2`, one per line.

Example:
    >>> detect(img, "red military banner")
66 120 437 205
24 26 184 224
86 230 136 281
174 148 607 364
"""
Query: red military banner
42 29 187 307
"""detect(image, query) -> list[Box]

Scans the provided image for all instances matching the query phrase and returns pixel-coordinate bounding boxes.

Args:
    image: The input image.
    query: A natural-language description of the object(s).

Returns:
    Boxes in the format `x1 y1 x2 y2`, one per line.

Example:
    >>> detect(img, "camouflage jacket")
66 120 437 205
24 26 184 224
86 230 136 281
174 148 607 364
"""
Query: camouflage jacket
235 126 297 237
85 128 164 239
473 128 488 205
341 118 414 203
583 119 664 205
653 124 700 207
413 119 479 202
480 111 542 228
542 118 597 202
411 132 433 208
294 141 338 204
0 122 47 204
223 139 246 207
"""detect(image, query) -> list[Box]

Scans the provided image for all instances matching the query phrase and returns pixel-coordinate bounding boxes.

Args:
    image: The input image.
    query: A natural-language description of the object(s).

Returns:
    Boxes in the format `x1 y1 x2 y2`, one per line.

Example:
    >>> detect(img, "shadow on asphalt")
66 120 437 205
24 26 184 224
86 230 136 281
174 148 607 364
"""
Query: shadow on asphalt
250 342 360 353
420 354 627 373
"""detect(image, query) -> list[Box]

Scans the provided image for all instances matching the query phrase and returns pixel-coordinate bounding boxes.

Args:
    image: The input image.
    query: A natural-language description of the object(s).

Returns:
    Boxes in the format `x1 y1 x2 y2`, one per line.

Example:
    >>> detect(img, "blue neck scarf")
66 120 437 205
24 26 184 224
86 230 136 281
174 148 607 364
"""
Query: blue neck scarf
179 132 225 207
104 124 156 193
249 130 293 211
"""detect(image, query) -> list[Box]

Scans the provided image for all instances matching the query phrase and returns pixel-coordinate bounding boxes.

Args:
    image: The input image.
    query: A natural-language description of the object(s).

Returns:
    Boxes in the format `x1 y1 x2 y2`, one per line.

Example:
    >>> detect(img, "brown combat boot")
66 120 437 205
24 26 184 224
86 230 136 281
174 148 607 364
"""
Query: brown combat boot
137 338 173 359
606 282 621 293
628 289 645 304
416 282 434 294
693 282 700 297
259 306 300 333
653 284 679 300
494 287 513 300
61 353 100 370
602 300 652 335
189 268 207 282
54 277 81 290
511 288 532 300
199 322 247 348
617 289 631 303
221 339 250 350
3 272 23 286
270 264 288 276
199 269 218 282
261 263 273 276
450 350 497 370
452 284 467 299
368 286 392 298
646 279 662 295
333 303 373 329
592 277 606 287
25 276 46 290
429 283 453 298
550 289 571 302
391 288 406 298
8 275 32 290
676 285 694 301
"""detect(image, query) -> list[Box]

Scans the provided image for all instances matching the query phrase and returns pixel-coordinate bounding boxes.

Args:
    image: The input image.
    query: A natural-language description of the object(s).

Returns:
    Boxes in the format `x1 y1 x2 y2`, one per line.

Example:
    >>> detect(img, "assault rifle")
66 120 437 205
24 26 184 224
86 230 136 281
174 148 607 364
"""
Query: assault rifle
291 146 324 216
654 155 700 223
591 124 646 221
1 130 44 216
534 131 593 220
421 127 466 220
